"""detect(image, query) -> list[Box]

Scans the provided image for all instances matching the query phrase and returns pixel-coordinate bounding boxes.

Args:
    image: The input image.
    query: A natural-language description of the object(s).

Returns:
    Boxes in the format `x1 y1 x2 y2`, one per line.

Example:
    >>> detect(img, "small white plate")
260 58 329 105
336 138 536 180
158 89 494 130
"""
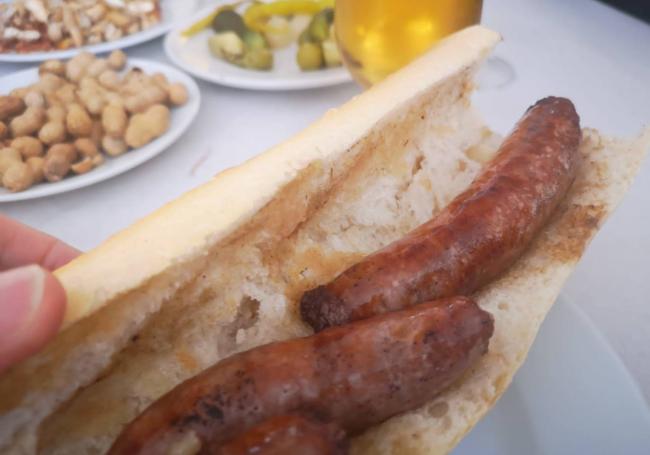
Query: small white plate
455 296 650 454
0 58 200 203
164 4 352 91
0 0 181 63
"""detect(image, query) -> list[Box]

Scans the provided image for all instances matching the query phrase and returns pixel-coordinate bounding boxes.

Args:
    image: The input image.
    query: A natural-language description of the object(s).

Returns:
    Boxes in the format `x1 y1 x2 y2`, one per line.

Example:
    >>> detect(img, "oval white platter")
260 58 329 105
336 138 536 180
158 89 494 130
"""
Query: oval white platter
455 296 650 454
0 58 200 203
0 0 182 63
164 4 352 91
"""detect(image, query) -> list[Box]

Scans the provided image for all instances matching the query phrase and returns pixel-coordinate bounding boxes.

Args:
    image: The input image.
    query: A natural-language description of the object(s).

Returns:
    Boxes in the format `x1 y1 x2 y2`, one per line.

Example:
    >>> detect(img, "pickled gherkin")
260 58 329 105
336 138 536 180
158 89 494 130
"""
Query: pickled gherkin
322 39 341 67
308 8 333 42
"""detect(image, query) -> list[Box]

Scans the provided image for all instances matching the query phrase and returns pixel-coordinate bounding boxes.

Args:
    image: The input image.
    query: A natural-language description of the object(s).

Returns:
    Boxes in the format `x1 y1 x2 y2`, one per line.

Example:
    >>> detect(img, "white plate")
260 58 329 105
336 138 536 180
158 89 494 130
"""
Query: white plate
0 0 181 63
455 296 650 454
164 4 352 91
0 58 200 203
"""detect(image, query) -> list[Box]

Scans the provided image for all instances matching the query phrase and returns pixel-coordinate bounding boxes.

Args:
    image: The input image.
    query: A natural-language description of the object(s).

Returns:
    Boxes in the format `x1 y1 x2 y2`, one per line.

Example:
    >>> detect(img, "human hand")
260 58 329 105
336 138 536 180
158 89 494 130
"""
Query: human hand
0 215 79 373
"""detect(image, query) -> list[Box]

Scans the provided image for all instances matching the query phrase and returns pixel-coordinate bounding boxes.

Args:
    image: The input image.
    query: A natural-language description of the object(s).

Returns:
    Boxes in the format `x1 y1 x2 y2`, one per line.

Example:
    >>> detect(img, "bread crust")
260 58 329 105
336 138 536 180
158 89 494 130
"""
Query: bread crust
0 25 648 454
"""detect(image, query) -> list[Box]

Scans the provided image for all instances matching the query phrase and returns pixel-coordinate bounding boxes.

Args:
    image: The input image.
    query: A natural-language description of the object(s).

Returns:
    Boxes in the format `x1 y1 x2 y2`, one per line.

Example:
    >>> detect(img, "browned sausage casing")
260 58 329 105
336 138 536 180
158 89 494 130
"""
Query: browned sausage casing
301 97 581 331
108 297 493 454
216 415 348 455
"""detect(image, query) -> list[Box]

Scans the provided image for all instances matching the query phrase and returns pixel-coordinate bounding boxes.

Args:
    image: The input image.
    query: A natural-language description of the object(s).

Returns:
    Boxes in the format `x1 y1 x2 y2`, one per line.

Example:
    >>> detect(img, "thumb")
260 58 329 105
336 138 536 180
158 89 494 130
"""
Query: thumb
0 265 66 373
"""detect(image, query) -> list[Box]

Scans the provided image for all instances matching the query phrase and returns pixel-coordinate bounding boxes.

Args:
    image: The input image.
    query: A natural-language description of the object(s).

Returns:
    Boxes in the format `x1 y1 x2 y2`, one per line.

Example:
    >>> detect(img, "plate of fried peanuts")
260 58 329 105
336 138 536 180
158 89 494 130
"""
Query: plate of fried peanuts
0 51 200 202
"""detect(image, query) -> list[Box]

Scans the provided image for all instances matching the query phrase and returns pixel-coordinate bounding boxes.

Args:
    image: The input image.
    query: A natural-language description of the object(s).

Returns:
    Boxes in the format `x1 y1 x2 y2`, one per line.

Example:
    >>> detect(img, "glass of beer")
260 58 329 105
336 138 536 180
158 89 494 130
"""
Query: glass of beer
335 0 484 86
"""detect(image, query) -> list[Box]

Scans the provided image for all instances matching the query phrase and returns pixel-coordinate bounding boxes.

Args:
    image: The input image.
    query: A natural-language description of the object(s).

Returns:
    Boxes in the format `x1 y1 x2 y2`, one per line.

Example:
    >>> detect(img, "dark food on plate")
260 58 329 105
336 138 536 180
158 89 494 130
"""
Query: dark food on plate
0 0 162 54
0 50 189 192
301 97 581 331
195 0 341 71
109 297 493 454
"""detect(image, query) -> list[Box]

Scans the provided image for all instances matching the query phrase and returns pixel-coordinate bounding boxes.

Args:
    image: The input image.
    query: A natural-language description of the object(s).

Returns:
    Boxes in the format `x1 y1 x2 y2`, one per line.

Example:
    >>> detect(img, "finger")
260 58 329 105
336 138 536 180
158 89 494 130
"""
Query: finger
0 215 79 271
0 265 66 373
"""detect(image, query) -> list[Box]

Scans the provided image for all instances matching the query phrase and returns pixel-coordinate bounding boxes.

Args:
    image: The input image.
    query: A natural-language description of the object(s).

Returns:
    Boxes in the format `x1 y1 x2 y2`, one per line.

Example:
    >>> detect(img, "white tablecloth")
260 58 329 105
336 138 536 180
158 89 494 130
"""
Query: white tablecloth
2 0 649 402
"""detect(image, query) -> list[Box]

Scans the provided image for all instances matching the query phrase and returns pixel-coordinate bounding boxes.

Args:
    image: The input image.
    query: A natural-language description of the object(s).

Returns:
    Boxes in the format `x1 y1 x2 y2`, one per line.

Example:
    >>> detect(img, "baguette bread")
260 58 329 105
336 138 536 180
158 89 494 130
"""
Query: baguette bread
1 25 648 454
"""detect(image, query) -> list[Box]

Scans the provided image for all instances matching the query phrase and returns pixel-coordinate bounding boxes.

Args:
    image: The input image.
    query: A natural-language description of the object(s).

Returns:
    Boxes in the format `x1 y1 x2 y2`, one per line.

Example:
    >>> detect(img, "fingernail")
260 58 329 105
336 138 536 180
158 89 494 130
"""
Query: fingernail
0 265 45 337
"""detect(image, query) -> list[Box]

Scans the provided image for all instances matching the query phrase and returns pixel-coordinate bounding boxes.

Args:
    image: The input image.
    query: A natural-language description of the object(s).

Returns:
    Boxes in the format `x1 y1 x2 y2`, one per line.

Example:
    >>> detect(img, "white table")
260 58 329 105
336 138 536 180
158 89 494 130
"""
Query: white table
2 0 649 403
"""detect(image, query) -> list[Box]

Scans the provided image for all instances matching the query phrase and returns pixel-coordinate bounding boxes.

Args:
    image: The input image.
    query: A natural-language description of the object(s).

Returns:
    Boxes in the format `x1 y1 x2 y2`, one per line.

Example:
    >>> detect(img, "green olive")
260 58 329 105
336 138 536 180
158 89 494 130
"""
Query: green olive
242 48 274 70
297 42 324 71
242 29 269 51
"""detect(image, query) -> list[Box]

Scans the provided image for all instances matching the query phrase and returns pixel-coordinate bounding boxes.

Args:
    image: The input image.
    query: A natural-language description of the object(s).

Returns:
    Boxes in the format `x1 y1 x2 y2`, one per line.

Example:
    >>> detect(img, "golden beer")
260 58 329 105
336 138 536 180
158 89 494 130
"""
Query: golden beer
335 0 483 86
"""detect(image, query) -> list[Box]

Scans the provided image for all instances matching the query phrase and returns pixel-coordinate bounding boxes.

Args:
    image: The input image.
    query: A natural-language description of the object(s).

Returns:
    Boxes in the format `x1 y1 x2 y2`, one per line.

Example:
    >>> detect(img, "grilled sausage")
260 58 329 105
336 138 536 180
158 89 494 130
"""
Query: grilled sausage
301 97 581 331
216 414 348 455
108 297 493 454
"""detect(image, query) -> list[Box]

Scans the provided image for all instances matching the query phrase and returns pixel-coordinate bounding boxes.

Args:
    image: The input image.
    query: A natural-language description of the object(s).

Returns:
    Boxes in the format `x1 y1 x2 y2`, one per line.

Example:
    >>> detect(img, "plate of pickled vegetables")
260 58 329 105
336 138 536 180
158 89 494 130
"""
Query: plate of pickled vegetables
164 0 352 90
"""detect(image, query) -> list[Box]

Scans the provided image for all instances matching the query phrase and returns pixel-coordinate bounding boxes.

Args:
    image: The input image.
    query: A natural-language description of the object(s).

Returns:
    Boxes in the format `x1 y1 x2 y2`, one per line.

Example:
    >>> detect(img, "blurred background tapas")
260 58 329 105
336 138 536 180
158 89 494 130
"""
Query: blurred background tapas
164 0 352 90
0 0 179 62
